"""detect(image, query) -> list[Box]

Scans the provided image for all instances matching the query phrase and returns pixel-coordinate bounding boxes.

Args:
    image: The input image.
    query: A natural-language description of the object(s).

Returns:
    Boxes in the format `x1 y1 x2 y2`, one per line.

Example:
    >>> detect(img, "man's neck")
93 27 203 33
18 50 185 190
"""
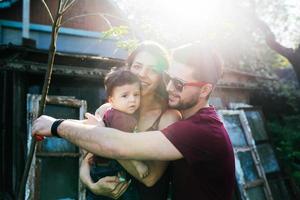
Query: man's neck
181 100 209 119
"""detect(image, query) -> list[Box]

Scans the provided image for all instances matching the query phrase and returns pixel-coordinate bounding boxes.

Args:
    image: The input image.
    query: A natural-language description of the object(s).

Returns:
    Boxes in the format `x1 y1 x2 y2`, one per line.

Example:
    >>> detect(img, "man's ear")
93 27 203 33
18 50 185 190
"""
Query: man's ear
199 84 213 98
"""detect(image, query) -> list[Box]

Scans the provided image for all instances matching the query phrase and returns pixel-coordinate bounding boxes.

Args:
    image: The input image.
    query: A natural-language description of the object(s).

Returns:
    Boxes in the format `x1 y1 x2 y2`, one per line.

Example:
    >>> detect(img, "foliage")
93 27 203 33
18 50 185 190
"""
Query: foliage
273 55 291 68
102 26 129 40
116 39 139 52
267 115 300 186
252 67 300 191
255 0 300 48
253 77 300 114
101 26 139 52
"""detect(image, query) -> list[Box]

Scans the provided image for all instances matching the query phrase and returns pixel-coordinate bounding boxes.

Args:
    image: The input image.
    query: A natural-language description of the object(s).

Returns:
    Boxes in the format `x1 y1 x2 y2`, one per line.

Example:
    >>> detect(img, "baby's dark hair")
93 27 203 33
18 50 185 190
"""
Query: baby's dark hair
104 67 141 97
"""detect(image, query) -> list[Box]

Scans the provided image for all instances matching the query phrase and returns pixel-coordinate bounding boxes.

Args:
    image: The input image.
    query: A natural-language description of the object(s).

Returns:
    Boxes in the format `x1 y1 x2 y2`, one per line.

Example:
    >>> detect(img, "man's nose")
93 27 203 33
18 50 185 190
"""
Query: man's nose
166 80 175 92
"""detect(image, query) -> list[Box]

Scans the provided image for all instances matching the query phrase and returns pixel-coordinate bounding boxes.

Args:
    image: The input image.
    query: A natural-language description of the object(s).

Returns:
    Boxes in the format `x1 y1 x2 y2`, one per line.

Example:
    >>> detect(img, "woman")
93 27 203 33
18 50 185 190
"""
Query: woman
80 41 181 200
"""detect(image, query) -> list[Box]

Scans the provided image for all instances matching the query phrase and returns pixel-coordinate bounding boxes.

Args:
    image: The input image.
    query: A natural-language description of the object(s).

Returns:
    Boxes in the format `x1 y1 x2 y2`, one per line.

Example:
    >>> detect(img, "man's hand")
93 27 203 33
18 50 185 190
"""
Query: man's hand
89 176 131 199
32 115 56 137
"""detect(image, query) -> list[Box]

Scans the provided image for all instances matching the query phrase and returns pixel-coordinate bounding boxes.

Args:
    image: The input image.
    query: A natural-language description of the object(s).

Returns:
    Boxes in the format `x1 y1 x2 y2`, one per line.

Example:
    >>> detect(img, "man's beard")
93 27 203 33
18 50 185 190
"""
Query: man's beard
169 94 199 110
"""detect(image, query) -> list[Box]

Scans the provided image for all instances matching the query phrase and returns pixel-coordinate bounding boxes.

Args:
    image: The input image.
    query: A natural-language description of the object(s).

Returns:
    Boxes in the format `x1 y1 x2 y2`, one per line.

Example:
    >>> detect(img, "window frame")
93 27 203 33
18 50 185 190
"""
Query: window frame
26 94 87 200
218 109 273 200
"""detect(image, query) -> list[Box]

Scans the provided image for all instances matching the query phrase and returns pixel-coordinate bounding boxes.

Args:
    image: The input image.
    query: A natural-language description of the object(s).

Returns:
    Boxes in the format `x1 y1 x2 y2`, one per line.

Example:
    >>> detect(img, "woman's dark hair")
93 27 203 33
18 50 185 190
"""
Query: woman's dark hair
126 41 170 98
104 67 141 97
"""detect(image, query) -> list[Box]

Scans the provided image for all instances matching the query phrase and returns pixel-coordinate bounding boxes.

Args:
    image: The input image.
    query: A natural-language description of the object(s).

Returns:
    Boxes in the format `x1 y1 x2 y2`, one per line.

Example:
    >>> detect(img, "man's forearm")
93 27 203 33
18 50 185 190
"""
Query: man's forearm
32 115 182 160
57 120 127 159
56 120 180 161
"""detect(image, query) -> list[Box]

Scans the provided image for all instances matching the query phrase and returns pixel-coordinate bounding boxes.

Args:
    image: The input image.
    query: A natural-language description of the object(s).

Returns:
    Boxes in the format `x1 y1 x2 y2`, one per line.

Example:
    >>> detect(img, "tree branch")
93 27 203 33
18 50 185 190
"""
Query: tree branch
62 0 70 10
41 0 54 24
253 17 294 59
61 0 77 14
58 0 64 14
59 12 127 30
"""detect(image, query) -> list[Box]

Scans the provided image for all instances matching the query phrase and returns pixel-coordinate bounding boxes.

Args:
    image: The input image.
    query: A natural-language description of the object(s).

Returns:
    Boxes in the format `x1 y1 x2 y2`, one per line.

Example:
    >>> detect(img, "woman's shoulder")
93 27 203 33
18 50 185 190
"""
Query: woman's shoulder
159 109 182 129
162 109 182 119
95 103 112 118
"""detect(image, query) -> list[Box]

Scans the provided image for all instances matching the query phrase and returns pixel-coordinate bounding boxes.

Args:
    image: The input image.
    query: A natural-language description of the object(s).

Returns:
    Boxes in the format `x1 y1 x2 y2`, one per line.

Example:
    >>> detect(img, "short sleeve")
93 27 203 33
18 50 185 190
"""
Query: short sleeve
162 120 224 164
104 110 137 132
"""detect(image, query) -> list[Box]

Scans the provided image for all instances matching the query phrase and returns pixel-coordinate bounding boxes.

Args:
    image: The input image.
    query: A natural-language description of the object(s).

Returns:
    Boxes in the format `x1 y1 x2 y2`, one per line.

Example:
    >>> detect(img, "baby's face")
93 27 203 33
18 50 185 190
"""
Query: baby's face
109 83 141 114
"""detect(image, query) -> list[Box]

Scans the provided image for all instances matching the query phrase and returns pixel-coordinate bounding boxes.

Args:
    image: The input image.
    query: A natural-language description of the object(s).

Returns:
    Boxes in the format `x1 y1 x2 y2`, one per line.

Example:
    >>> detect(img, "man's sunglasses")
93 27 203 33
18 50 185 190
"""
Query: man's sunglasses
163 71 209 92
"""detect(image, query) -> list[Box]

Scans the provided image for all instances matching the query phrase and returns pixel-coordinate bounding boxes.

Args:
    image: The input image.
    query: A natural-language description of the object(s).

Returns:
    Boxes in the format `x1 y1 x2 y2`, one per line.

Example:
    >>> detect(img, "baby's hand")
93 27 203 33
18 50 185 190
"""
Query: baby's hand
84 113 105 126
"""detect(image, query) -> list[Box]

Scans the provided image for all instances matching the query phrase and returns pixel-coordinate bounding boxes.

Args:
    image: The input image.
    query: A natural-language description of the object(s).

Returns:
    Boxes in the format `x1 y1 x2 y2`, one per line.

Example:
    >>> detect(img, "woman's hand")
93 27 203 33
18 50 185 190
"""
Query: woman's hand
89 176 131 199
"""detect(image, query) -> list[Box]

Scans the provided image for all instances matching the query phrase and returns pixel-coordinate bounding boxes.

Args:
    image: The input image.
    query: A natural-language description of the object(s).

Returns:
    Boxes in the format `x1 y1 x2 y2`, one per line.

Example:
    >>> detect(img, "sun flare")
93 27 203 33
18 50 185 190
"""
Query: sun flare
125 0 237 43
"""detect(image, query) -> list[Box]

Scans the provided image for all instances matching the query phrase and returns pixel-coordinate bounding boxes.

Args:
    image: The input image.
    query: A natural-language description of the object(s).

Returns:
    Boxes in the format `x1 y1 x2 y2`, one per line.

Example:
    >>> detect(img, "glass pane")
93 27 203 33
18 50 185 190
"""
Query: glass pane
39 157 78 200
246 186 266 200
42 104 79 153
269 178 291 200
257 144 280 173
237 151 259 182
244 110 268 142
42 137 77 152
222 115 248 147
45 104 79 119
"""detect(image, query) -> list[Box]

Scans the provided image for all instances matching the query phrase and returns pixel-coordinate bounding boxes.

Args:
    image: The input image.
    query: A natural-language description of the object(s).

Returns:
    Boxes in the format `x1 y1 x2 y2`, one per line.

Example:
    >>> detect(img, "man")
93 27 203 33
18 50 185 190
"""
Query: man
32 42 235 200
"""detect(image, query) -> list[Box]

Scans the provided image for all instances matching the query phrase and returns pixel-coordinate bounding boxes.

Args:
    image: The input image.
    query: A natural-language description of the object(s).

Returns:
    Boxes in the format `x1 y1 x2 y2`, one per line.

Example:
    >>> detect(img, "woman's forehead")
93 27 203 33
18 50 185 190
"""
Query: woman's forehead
133 51 158 66
133 51 167 72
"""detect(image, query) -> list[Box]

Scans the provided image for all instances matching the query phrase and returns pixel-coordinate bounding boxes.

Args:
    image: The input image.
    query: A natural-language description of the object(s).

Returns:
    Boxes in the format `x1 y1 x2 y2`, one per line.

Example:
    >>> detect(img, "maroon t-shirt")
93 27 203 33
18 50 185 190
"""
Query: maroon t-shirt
161 106 235 200
103 108 137 132
92 108 137 164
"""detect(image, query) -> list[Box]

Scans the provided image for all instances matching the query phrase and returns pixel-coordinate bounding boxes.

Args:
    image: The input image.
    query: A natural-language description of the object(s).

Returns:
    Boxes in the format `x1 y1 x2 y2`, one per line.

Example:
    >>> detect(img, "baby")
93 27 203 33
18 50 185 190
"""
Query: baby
87 68 148 200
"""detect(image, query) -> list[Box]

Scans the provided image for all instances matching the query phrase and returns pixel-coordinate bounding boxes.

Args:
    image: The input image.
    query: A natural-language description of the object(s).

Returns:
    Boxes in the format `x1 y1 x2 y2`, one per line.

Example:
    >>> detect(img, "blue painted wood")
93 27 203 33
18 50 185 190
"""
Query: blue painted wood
0 20 128 58
0 0 18 9
0 20 105 38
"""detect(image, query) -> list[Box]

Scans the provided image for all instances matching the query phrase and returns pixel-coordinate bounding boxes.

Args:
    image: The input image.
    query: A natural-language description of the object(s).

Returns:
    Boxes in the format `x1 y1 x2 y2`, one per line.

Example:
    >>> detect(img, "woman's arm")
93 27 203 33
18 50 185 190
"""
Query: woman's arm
95 103 111 119
117 109 182 187
118 159 167 187
79 152 94 187
80 152 130 199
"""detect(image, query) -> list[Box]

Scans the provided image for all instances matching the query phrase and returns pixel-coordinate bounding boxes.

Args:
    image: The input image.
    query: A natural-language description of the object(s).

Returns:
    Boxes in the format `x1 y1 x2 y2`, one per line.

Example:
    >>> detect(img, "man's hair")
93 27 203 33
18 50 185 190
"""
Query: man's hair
104 67 140 97
171 42 224 85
